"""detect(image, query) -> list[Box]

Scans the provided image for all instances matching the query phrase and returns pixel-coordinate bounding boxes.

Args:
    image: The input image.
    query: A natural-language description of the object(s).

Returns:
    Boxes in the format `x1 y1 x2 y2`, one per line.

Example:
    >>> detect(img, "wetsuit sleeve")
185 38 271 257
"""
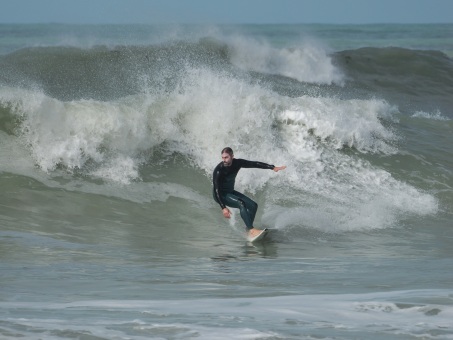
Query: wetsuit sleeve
213 166 226 209
237 159 275 170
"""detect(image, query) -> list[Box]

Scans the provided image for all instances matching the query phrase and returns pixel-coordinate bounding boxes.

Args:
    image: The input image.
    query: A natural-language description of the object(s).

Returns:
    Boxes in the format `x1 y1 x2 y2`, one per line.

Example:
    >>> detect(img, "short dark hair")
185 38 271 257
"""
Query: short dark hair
221 147 233 156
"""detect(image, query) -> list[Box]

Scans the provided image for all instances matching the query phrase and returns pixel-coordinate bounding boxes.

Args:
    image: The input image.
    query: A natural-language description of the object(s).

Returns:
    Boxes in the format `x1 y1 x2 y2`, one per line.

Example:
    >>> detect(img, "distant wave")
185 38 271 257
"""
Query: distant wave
226 36 344 84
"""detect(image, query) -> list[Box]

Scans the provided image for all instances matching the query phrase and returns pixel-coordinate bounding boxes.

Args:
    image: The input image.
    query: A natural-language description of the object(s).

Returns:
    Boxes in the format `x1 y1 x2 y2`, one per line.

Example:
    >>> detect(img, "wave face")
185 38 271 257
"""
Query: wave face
0 24 451 233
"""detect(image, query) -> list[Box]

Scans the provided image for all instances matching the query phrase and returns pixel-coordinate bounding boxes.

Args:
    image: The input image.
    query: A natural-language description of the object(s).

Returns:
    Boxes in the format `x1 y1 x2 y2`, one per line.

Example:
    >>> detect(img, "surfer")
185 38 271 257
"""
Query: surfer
213 147 286 238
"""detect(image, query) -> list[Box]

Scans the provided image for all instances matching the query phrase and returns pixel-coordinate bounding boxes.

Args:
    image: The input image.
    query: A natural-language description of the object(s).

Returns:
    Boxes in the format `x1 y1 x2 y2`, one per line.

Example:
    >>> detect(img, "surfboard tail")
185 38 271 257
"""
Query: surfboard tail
247 228 268 242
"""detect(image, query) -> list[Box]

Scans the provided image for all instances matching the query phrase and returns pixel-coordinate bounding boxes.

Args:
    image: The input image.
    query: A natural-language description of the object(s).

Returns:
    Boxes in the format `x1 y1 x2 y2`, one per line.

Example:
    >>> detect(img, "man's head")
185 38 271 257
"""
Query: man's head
221 147 234 166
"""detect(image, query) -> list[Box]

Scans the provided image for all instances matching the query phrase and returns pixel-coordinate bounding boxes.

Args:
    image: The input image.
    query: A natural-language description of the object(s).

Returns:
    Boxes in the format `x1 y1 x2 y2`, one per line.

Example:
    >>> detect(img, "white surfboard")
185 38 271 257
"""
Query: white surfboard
247 228 269 242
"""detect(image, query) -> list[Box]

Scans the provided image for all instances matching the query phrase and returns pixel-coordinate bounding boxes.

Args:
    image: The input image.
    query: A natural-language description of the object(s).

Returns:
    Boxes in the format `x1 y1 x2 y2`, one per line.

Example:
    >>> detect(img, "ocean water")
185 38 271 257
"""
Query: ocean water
1 23 452 339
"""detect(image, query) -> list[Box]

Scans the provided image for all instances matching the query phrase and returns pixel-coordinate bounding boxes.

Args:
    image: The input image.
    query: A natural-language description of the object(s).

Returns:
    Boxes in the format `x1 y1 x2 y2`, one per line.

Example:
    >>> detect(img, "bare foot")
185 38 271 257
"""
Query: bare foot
248 228 263 238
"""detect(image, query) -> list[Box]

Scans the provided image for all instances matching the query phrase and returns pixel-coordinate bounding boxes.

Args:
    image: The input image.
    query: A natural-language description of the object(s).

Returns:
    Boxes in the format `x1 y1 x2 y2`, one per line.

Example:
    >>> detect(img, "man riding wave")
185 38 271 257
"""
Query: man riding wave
213 147 286 238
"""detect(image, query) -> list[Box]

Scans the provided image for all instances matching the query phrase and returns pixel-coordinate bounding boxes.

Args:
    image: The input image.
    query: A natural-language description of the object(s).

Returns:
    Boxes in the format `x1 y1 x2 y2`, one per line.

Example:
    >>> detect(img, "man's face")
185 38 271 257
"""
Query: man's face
222 152 233 166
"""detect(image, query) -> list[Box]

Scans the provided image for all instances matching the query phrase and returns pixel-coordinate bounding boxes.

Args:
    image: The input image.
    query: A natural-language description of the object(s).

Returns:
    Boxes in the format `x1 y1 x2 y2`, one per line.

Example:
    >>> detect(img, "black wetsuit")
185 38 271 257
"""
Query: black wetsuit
212 158 274 230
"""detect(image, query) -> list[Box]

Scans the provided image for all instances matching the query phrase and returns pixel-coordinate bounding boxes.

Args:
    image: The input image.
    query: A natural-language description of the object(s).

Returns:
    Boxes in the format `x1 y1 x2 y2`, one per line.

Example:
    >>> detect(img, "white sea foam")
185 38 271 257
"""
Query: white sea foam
1 87 156 182
1 290 452 339
412 110 450 121
279 97 399 154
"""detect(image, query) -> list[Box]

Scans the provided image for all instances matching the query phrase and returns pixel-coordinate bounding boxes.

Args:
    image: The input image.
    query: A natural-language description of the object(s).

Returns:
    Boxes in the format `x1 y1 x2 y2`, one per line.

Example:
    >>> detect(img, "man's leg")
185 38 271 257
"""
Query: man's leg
232 191 258 227
223 191 258 231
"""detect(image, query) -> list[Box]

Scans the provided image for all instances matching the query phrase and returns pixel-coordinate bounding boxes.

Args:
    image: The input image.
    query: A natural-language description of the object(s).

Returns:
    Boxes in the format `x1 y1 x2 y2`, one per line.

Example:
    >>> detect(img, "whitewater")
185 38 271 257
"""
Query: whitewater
1 24 452 339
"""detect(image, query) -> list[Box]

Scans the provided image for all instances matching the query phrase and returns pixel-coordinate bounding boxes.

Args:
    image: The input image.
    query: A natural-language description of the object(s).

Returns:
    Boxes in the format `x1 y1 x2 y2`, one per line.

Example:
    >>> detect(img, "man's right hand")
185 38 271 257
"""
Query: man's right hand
222 208 231 219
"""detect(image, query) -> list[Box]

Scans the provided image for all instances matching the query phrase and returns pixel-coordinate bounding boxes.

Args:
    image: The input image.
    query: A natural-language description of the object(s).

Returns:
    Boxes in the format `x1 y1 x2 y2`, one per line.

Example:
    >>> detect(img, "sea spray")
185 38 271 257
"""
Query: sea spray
0 27 443 233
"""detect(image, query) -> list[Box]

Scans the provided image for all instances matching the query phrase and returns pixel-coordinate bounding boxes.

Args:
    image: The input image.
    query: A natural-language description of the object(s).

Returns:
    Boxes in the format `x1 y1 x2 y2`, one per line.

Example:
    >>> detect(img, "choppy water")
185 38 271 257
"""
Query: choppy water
1 23 452 339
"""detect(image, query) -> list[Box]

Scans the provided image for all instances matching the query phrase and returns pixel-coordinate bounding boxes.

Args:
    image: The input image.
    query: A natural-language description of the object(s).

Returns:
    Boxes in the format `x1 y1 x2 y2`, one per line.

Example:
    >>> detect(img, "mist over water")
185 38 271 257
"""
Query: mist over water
1 24 453 339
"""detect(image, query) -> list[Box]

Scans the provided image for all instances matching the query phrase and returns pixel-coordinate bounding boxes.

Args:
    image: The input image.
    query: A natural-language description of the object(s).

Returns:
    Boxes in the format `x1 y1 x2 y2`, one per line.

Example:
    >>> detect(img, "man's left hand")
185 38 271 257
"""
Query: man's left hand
273 166 287 172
